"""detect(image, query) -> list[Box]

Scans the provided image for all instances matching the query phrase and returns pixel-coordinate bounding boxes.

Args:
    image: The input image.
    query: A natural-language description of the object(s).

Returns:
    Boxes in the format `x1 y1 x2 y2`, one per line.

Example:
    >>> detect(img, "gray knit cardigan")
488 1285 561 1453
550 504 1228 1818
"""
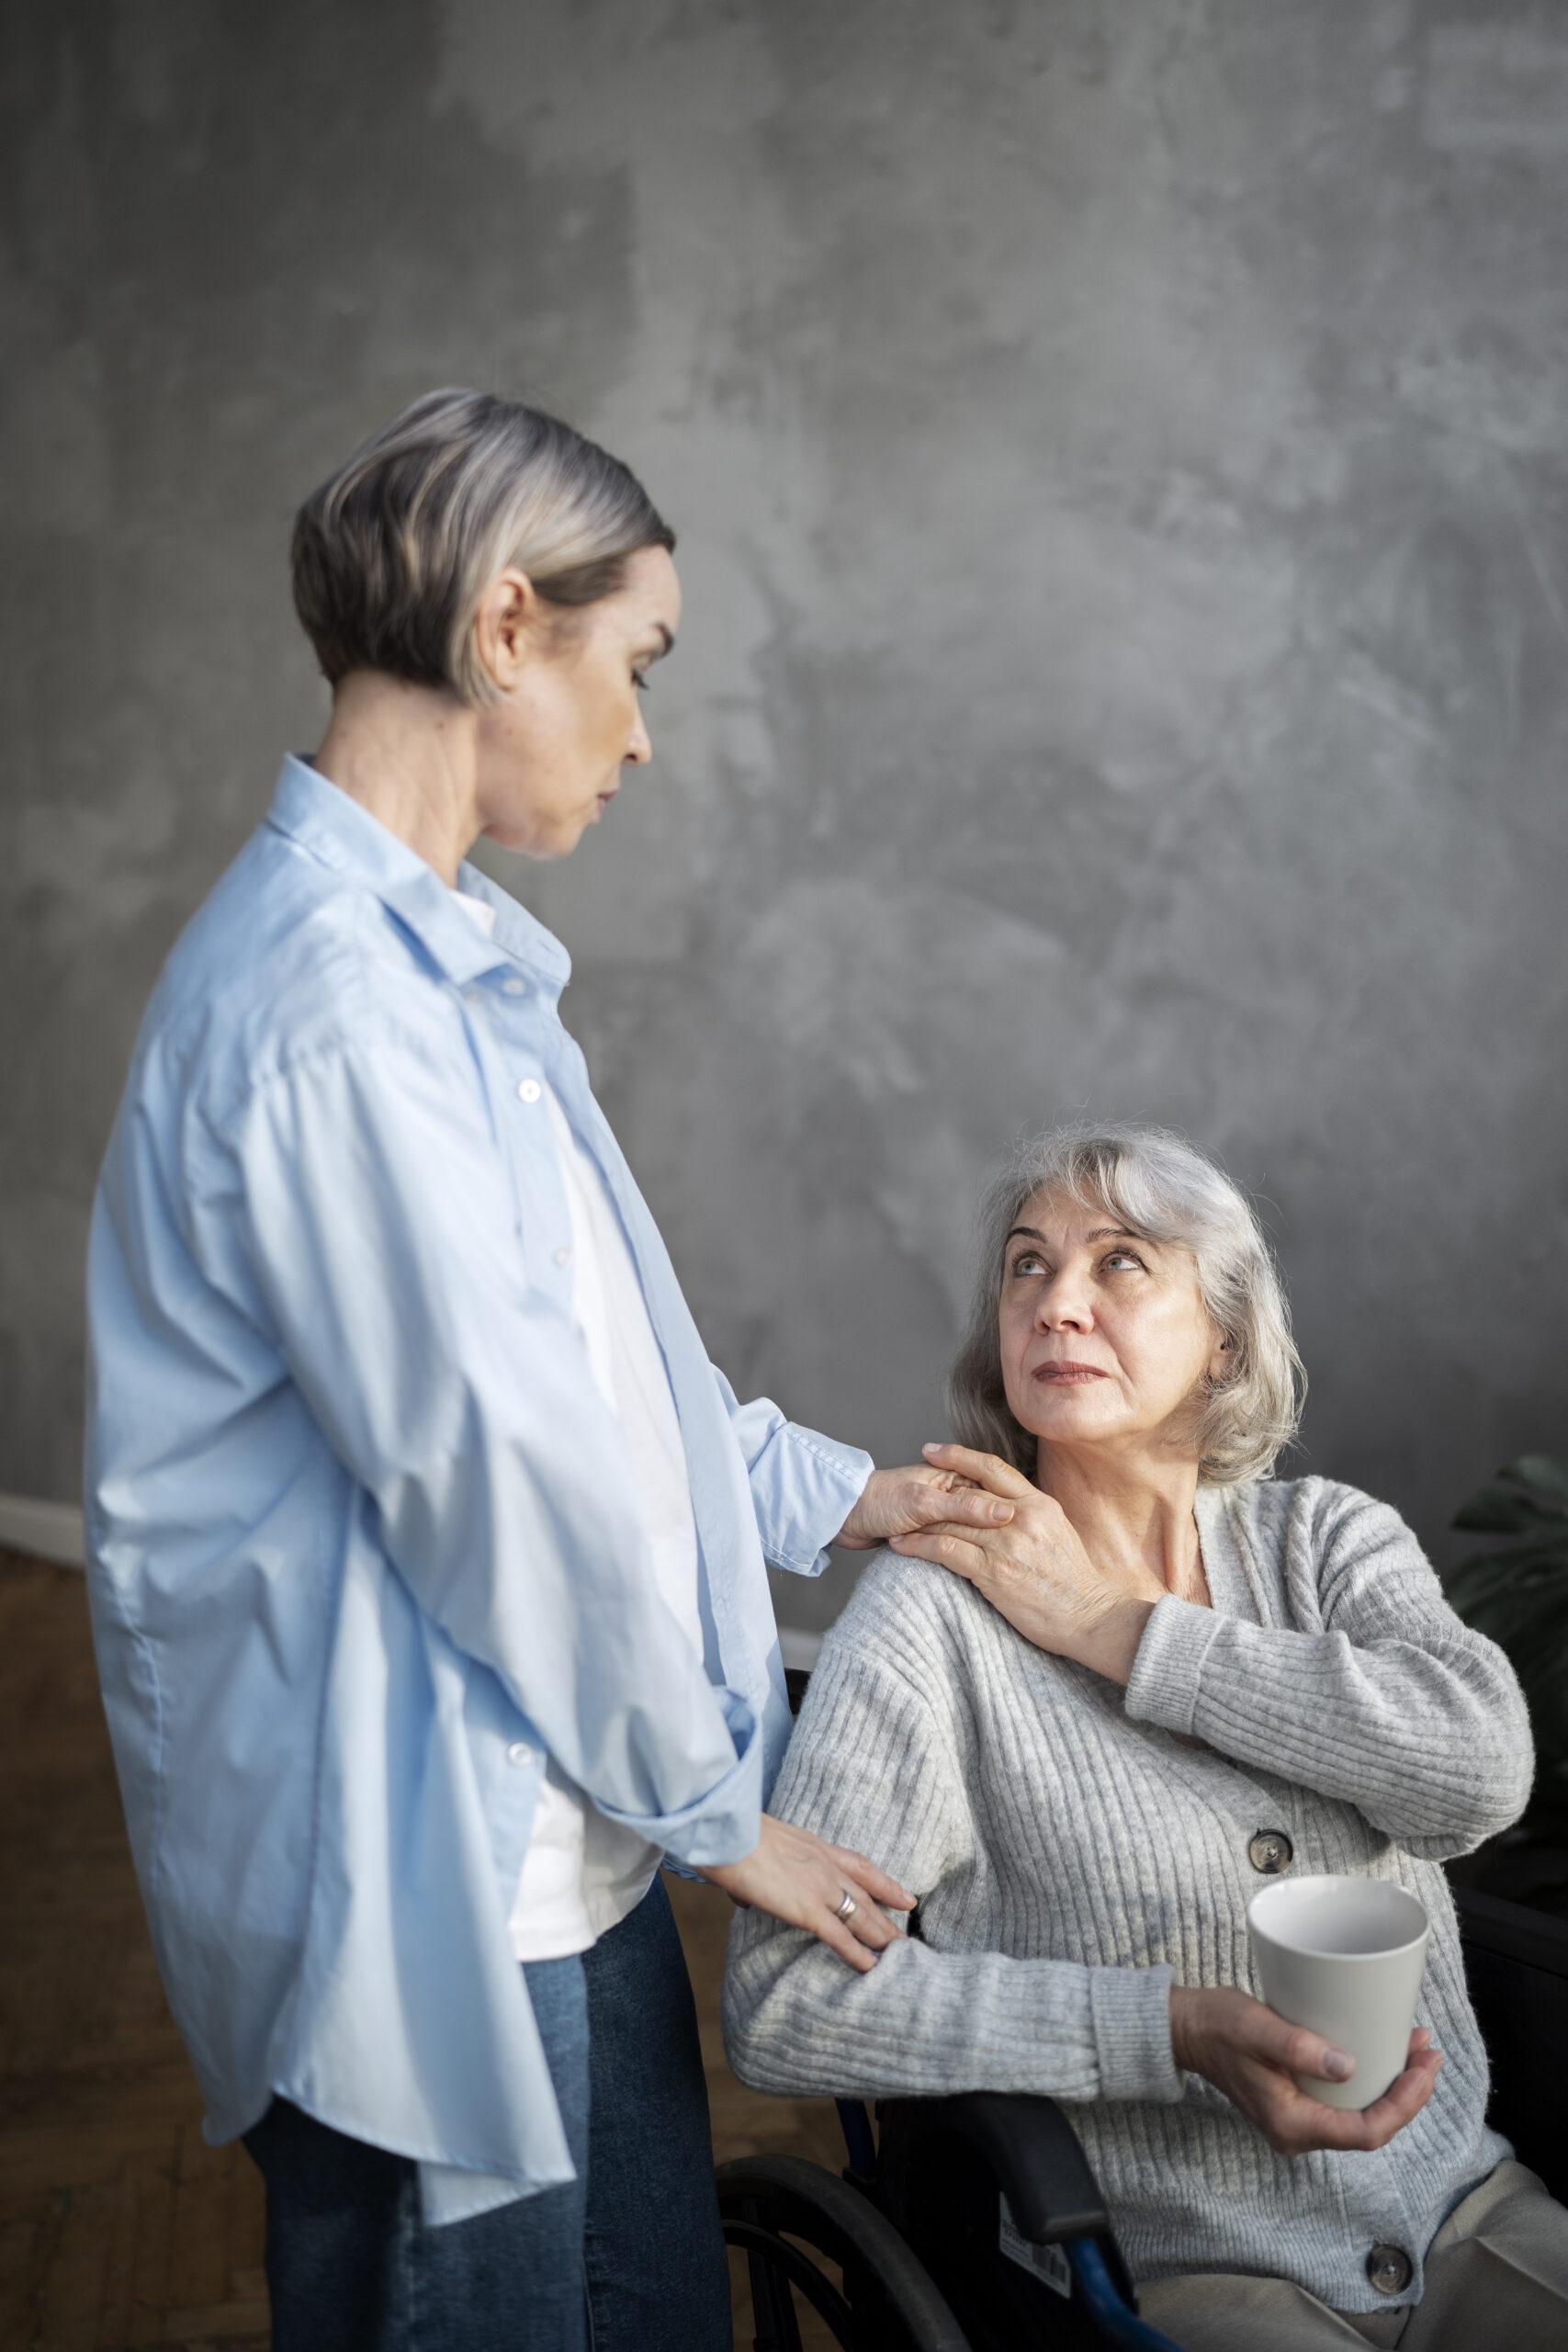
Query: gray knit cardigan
722 1477 1533 2315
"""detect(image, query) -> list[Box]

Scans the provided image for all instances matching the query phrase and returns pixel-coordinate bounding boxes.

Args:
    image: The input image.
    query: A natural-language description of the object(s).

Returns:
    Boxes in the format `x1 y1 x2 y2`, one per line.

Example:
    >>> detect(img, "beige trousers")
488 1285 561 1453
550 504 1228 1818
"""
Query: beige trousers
1137 2164 1568 2351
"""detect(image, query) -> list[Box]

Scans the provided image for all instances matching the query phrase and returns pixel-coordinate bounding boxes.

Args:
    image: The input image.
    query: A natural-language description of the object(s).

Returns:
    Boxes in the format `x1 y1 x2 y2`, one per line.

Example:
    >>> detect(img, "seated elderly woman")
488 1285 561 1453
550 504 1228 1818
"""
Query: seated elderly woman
723 1125 1568 2351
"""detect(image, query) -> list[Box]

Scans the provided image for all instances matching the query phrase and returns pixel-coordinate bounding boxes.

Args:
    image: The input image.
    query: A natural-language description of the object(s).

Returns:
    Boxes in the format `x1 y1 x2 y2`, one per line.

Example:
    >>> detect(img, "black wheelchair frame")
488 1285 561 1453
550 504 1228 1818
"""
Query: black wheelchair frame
718 1803 1568 2350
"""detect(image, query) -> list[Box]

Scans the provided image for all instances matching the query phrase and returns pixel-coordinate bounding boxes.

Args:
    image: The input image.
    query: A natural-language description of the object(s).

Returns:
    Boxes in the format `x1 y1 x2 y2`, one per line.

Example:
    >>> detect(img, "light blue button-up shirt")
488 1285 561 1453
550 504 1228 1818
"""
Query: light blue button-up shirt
85 757 872 2223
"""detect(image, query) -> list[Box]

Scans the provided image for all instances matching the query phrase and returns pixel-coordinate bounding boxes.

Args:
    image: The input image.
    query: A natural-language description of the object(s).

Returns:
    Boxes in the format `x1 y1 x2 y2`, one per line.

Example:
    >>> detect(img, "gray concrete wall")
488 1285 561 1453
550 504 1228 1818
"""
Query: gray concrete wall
4 1 1565 1629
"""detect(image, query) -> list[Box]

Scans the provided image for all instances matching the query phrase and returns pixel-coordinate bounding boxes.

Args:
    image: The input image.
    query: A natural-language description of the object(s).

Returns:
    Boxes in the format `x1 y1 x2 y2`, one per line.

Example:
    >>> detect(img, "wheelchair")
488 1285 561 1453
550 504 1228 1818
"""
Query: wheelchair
718 1697 1568 2350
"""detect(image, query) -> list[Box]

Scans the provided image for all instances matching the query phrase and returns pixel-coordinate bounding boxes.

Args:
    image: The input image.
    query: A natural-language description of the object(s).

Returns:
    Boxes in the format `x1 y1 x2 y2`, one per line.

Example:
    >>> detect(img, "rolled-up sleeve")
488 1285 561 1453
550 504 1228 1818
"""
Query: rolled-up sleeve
197 1023 763 1866
715 1371 872 1577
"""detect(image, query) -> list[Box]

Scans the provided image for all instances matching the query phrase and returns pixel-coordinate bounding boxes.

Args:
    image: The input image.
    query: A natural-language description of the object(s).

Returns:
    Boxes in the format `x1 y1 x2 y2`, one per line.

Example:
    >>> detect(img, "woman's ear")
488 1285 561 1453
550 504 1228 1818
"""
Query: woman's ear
1206 1331 1236 1386
471 567 541 694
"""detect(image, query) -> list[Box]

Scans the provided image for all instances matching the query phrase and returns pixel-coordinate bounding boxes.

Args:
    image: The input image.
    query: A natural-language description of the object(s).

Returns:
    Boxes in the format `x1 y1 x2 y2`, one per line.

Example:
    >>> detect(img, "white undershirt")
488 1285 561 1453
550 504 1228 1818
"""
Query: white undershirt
449 890 705 1959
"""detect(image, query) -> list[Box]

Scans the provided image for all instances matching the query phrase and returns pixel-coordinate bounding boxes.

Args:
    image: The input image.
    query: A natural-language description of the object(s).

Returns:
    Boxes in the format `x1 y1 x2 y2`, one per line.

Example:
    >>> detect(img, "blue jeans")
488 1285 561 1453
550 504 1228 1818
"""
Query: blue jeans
244 1877 730 2351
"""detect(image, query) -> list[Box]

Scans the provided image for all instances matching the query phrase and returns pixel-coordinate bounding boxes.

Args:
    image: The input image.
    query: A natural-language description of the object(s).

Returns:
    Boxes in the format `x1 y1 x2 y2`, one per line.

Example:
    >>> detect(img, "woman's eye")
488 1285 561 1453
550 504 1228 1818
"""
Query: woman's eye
632 669 650 694
1104 1250 1145 1272
1010 1252 1045 1277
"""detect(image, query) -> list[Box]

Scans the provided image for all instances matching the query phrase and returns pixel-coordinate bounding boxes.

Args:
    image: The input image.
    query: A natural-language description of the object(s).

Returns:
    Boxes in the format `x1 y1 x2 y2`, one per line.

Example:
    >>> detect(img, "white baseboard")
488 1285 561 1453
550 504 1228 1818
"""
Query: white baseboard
0 1494 85 1568
778 1625 822 1671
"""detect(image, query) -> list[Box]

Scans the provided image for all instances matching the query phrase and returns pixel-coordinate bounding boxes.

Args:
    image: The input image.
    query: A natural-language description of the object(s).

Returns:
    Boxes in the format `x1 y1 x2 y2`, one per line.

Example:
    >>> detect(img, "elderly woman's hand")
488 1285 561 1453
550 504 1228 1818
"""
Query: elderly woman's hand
835 1460 1018 1551
1170 1986 1442 2154
886 1442 1167 1685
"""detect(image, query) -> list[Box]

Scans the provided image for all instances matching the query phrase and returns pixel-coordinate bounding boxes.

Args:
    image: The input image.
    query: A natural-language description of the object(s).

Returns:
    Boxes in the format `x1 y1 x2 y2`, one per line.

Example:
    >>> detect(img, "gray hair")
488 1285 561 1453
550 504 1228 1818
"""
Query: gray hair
947 1122 1304 1486
290 389 675 703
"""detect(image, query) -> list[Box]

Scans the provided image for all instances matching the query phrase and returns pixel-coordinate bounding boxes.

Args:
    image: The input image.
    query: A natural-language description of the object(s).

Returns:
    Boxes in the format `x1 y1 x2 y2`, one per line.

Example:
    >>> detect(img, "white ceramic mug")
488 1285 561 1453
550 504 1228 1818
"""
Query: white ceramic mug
1247 1875 1429 2111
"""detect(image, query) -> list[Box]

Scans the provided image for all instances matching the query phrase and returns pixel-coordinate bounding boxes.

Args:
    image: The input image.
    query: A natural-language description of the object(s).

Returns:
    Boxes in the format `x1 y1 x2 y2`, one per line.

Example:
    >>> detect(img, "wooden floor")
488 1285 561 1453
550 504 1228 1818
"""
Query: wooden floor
0 1550 844 2351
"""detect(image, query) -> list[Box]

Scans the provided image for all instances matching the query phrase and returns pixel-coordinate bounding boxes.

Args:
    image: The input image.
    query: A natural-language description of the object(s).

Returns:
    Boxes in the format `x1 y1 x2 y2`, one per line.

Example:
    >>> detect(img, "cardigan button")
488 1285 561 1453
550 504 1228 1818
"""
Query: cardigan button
1248 1829 1292 1874
506 1742 534 1768
1367 2245 1413 2296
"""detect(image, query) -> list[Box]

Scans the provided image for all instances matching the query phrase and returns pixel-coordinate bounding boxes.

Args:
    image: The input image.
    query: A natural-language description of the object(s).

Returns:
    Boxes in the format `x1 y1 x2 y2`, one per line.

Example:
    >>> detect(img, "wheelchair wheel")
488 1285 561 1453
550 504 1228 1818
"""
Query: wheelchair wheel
717 2152 971 2351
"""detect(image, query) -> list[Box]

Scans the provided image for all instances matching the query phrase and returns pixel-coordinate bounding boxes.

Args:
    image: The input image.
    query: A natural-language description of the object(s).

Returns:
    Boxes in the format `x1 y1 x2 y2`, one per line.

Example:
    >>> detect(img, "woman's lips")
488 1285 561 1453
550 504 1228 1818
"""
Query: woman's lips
1032 1363 1108 1385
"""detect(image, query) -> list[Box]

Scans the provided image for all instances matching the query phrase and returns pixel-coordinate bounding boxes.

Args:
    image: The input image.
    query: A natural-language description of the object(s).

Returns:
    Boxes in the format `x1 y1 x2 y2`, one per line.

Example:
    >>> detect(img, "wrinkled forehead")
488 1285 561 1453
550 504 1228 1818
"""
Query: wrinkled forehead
1009 1184 1210 1282
1013 1182 1142 1240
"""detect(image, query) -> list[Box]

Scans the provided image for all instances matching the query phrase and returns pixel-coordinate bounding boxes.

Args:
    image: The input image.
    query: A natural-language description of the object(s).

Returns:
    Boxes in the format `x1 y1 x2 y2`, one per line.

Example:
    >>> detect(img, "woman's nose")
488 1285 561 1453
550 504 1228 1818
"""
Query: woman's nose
1037 1274 1092 1330
626 707 653 764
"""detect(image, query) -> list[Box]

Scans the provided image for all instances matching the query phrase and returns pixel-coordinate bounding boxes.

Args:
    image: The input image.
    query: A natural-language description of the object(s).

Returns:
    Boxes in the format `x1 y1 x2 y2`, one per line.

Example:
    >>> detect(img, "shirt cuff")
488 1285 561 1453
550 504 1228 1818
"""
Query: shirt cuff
590 1686 764 1868
758 1422 874 1577
1089 1964 1183 2101
1123 1594 1226 1739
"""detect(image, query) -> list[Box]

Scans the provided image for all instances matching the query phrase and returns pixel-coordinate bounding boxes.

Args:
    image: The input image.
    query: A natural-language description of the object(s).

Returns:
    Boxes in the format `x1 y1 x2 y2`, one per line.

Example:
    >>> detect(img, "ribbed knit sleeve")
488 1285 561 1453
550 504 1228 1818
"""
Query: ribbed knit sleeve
1124 1480 1533 1856
722 1611 1181 2106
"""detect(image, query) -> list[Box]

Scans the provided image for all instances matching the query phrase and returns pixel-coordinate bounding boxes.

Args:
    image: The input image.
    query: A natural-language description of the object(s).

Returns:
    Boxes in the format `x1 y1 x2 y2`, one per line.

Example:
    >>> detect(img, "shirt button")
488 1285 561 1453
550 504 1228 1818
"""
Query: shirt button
1248 1829 1293 1874
517 1079 542 1103
1366 2245 1413 2297
463 987 483 1005
553 1246 572 1268
502 976 526 996
507 1742 534 1768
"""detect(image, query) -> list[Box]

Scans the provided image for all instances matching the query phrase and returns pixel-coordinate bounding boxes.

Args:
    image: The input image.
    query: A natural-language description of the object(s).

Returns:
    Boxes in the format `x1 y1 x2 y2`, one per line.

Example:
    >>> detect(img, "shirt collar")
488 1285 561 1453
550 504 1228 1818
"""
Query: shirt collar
265 754 571 996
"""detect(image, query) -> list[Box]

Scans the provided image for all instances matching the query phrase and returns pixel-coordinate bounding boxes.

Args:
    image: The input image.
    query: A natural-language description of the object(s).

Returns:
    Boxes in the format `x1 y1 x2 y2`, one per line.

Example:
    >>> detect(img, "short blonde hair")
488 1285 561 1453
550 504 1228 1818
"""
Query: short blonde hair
290 389 674 703
947 1122 1304 1486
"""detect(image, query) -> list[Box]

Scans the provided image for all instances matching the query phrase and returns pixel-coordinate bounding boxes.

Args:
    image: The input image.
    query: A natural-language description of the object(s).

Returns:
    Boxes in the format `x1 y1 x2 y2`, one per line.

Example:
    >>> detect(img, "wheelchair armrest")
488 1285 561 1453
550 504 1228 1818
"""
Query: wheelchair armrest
893 2091 1110 2245
1455 1883 1568 1977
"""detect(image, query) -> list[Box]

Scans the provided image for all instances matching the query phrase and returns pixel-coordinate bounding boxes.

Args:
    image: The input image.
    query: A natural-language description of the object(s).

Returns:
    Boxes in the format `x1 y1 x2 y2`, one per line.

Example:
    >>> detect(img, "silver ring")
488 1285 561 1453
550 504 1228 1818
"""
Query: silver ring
834 1891 858 1922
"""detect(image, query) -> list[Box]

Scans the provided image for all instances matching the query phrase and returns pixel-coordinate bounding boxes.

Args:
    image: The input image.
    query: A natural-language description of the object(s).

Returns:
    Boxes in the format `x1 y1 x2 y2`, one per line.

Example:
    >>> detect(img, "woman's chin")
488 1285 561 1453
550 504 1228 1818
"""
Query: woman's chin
1016 1396 1118 1449
485 816 590 862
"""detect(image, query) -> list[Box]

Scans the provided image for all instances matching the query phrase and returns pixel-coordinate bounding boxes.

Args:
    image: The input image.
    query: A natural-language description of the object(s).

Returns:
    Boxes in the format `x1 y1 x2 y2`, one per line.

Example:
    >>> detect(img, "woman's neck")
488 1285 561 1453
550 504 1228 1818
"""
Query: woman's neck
312 672 480 888
1034 1442 1208 1603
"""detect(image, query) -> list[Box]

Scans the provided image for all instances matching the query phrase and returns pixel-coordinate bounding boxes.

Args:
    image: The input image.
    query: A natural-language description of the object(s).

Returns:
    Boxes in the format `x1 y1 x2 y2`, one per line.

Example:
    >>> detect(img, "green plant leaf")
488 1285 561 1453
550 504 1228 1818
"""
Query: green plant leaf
1452 1486 1562 1533
1448 1547 1568 1618
1499 1455 1568 1508
1447 1452 1568 1797
1459 1586 1568 1659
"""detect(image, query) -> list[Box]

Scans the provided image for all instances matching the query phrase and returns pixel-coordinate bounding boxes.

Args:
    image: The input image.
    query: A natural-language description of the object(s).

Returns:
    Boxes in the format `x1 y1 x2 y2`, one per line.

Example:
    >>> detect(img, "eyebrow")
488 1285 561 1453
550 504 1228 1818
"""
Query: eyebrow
1004 1224 1141 1248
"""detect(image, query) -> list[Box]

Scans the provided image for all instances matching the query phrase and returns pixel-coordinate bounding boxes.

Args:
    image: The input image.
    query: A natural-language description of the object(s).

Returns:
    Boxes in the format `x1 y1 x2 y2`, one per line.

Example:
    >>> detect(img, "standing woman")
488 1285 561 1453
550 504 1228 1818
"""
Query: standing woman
84 391 1003 2352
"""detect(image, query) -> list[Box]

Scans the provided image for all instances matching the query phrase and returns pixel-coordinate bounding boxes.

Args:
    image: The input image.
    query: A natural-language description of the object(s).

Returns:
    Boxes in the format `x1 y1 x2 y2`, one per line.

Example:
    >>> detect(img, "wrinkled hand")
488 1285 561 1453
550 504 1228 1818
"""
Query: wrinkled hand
697 1814 916 1973
887 1443 1164 1684
1170 1985 1442 2154
835 1461 1017 1551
